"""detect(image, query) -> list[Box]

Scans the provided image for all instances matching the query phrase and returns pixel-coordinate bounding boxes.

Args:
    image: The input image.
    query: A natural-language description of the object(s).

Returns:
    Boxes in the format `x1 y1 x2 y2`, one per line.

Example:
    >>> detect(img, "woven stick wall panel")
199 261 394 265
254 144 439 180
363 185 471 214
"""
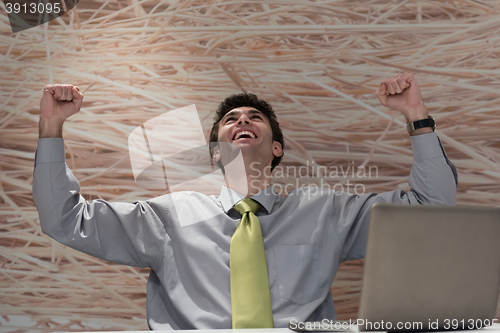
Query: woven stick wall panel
1 0 499 330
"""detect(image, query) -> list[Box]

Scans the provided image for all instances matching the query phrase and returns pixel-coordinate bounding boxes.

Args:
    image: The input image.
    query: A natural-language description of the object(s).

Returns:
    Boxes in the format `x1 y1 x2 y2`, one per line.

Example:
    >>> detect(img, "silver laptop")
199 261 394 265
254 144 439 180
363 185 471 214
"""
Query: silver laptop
358 203 500 331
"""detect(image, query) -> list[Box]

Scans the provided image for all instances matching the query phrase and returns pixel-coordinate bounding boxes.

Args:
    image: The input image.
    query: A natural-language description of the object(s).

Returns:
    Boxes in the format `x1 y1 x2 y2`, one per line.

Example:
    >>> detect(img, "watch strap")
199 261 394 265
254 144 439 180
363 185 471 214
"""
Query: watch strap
407 116 435 133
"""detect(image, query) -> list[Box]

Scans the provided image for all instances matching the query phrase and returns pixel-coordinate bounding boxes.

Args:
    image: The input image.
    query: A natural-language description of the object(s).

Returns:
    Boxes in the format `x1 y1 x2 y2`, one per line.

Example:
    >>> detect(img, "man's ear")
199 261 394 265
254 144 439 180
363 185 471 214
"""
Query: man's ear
213 145 221 162
272 141 283 158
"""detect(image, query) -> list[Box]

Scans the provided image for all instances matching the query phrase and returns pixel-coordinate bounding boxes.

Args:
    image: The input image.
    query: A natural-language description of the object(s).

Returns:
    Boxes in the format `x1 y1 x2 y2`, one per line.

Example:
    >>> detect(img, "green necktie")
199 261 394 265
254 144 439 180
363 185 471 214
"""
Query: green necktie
230 198 274 329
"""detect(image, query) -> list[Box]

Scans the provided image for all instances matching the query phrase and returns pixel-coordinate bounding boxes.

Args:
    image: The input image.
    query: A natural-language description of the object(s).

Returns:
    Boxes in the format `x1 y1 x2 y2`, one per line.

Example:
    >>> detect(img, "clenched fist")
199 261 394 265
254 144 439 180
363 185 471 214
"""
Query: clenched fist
376 73 428 124
39 84 84 138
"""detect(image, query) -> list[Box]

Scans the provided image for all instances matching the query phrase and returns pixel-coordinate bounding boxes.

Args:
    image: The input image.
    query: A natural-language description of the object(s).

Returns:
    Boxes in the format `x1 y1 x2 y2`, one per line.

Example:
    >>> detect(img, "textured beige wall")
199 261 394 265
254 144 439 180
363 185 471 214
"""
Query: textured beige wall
1 0 499 331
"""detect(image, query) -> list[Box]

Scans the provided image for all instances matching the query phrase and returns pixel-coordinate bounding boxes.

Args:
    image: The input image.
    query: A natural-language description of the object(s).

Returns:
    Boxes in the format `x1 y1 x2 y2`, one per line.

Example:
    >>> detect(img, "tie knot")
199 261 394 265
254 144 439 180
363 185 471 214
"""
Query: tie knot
233 198 260 215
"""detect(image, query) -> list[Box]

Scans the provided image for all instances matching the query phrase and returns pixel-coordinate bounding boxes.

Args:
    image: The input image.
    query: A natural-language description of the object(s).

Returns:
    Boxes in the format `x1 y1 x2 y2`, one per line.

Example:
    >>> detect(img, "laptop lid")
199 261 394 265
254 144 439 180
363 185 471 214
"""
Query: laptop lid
358 203 500 331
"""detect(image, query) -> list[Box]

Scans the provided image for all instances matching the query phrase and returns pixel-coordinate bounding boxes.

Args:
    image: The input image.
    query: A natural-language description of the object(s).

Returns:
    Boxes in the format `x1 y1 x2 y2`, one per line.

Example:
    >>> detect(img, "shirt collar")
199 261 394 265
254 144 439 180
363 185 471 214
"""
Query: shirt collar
219 185 278 214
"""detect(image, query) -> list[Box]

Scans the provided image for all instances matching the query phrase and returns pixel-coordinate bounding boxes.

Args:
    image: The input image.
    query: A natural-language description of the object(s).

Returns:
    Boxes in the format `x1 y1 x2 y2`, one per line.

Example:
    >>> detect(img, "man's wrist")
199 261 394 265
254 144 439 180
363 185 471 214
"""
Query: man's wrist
39 118 64 138
404 103 428 123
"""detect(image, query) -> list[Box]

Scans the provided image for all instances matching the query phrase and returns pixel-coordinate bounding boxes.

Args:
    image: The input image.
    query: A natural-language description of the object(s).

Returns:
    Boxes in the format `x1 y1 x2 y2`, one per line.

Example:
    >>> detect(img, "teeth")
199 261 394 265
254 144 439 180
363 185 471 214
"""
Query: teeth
234 130 256 140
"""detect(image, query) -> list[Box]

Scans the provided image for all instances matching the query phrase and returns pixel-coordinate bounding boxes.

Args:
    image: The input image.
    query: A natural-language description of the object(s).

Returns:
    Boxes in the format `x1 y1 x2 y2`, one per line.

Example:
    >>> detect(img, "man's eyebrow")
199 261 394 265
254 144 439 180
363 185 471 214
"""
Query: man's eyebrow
221 109 264 122
248 110 264 116
221 110 238 121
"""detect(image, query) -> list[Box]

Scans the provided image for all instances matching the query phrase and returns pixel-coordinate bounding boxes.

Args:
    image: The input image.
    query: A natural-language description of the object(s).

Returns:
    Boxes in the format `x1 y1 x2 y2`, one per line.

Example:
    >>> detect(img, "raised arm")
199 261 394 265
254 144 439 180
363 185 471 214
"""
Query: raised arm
338 74 457 261
374 73 457 203
33 85 166 268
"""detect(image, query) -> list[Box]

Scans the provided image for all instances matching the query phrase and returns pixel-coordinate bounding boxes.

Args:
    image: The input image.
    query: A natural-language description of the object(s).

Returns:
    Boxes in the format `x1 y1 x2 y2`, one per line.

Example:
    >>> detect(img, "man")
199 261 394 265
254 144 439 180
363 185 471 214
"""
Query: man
33 73 457 330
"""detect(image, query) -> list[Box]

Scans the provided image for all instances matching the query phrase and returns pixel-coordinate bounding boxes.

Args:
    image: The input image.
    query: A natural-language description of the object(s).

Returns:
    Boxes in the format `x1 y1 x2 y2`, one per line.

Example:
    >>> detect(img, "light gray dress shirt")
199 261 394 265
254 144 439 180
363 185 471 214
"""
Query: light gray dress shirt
32 133 457 330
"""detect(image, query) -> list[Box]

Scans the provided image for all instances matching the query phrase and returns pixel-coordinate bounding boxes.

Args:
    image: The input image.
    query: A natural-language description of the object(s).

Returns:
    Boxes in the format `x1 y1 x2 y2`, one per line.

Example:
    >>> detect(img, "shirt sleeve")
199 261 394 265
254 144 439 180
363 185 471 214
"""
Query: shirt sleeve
337 132 458 262
32 138 167 268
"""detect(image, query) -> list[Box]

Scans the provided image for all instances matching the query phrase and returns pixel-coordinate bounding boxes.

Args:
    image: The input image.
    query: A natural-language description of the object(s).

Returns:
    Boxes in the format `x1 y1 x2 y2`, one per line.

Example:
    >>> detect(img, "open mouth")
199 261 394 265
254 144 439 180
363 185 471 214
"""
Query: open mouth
232 130 257 141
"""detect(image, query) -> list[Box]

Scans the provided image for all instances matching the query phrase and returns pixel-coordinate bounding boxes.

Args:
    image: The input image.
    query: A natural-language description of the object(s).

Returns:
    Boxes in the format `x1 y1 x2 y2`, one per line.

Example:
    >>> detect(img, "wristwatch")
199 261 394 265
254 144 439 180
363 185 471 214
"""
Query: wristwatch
407 116 436 133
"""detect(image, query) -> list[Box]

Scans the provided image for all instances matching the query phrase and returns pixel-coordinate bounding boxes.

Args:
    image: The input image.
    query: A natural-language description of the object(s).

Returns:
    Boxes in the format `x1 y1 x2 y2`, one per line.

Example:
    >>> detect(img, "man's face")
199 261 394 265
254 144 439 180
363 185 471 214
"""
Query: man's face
214 107 282 167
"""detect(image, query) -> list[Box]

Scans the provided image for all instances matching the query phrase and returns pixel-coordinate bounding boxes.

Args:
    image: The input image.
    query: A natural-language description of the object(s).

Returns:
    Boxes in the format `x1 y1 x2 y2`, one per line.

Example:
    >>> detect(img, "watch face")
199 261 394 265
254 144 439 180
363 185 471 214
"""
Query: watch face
406 123 414 133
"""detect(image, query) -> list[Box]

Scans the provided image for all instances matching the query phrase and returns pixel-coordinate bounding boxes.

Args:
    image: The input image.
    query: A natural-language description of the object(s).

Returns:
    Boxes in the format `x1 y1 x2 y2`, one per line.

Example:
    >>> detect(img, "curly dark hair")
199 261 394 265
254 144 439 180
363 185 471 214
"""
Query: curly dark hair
209 93 284 171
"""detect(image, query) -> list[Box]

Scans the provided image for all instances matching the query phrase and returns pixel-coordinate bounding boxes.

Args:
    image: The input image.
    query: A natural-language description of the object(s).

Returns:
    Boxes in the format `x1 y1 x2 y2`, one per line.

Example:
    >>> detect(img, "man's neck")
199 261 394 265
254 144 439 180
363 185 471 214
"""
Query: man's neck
224 160 272 198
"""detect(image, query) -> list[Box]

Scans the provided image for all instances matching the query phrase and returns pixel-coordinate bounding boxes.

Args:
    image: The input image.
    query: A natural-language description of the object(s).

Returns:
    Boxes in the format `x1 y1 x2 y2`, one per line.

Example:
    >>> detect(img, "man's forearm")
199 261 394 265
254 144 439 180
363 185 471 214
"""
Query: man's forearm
408 133 457 206
32 138 162 268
